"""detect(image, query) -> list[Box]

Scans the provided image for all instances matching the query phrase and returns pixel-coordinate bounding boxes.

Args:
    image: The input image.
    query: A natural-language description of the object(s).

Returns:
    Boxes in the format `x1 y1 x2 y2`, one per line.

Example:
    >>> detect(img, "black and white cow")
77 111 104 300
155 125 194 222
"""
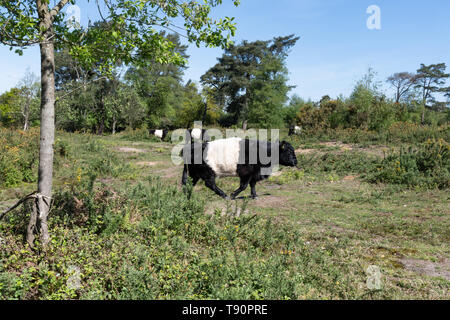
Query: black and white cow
288 125 302 136
181 138 298 199
149 129 168 140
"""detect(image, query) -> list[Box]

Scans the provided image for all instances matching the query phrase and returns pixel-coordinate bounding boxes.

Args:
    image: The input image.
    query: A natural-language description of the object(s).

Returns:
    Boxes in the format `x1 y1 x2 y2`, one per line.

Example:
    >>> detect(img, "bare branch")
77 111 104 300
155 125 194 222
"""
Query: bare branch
50 0 71 19
55 76 109 102
0 191 38 221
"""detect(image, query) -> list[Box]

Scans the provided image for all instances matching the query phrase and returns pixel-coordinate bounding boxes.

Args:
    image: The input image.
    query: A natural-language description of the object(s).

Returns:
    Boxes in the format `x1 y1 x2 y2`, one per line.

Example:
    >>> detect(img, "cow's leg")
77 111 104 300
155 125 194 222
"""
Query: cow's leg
182 166 199 185
250 179 258 199
181 164 188 185
182 165 200 199
204 176 229 199
184 175 199 199
191 176 200 186
231 176 251 200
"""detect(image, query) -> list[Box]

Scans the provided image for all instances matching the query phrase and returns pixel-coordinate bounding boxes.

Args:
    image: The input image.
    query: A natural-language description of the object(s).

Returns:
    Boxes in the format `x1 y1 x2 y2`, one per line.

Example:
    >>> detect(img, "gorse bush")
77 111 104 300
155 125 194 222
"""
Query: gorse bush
51 174 124 234
289 122 449 146
386 122 450 143
366 139 450 189
298 151 378 177
0 128 39 187
294 139 449 189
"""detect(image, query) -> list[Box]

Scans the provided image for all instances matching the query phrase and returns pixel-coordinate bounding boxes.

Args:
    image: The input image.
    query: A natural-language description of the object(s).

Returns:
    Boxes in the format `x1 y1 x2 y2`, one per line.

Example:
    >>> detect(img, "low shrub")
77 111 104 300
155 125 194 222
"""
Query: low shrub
0 128 39 187
0 176 356 300
118 127 163 142
366 139 450 189
299 151 378 177
286 123 449 146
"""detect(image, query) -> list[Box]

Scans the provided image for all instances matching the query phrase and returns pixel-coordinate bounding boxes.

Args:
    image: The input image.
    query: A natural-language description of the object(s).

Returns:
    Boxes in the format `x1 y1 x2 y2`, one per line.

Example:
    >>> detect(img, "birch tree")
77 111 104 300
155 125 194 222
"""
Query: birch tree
0 0 239 247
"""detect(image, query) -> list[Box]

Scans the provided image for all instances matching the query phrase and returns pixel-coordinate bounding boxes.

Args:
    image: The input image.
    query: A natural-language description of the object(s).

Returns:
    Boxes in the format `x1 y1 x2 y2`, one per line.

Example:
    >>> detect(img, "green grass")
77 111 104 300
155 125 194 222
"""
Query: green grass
0 130 449 300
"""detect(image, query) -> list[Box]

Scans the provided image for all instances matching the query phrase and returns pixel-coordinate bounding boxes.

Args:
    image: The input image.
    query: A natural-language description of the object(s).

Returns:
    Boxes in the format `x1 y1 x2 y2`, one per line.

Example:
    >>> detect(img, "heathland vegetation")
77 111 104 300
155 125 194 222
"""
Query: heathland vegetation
0 1 449 300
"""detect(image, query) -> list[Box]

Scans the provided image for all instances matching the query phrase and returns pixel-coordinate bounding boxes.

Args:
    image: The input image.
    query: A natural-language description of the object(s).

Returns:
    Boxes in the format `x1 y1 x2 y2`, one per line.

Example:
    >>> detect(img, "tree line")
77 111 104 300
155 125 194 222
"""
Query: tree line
1 33 449 134
289 66 449 133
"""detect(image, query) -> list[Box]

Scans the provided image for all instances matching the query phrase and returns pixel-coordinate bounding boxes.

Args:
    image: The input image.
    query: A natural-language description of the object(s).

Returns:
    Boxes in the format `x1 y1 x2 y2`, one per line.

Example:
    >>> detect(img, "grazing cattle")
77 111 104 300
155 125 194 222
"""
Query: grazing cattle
181 138 298 199
187 128 210 142
288 125 302 136
149 129 168 140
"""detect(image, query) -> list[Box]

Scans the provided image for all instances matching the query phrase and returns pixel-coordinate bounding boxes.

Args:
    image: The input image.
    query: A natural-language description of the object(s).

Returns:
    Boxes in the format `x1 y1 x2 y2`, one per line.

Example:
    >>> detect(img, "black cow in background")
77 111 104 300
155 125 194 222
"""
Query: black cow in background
288 125 301 136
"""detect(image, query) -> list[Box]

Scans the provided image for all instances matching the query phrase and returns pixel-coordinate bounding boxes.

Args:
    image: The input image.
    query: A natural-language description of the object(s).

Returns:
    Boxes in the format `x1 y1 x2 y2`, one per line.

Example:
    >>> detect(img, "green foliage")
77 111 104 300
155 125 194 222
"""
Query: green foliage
1 1 238 71
0 88 22 127
246 56 290 128
60 1 238 73
292 122 449 147
124 32 191 129
291 65 448 136
55 51 146 134
414 63 449 106
118 127 156 142
175 91 203 128
0 128 39 187
299 151 378 178
295 92 397 133
269 168 305 185
366 139 450 189
1 129 448 300
202 35 299 127
1 0 240 137
0 174 356 300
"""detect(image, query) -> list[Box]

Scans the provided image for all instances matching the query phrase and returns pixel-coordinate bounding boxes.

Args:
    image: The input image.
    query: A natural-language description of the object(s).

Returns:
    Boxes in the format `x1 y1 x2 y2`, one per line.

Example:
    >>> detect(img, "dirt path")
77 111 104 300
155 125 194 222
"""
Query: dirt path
401 258 450 281
116 147 148 153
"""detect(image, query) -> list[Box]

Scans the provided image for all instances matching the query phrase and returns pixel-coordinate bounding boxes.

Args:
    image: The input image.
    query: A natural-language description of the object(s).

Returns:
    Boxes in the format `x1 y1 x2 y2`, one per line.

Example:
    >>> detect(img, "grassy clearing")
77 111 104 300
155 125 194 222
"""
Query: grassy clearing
0 130 449 300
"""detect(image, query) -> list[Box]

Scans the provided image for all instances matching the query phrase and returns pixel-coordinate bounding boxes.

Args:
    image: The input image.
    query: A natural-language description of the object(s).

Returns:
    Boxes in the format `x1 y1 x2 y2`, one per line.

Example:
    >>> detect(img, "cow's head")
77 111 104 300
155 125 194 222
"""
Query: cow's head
279 141 297 167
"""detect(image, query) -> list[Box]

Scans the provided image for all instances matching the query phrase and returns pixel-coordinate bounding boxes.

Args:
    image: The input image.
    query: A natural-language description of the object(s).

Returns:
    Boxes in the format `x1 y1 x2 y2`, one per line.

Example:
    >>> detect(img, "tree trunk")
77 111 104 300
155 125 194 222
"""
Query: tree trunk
98 119 105 135
421 96 426 125
421 107 425 125
33 3 55 247
112 115 117 135
23 104 30 131
23 116 29 131
202 101 208 124
97 98 106 135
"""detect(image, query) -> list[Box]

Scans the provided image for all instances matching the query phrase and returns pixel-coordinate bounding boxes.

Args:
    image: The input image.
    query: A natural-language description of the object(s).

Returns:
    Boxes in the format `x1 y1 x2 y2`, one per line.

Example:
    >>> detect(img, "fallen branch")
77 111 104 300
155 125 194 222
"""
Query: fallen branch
0 191 52 221
1 192 53 248
0 191 38 221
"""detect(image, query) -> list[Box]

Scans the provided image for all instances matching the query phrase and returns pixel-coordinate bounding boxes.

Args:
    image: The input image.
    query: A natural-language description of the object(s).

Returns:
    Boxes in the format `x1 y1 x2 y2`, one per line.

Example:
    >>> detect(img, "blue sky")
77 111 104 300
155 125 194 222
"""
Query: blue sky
1 0 449 101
